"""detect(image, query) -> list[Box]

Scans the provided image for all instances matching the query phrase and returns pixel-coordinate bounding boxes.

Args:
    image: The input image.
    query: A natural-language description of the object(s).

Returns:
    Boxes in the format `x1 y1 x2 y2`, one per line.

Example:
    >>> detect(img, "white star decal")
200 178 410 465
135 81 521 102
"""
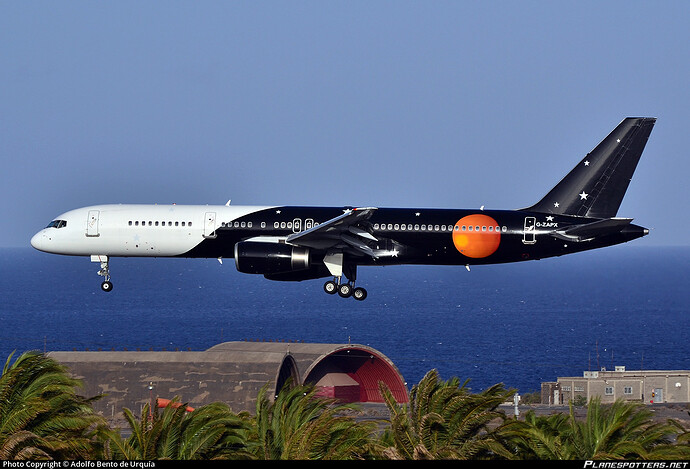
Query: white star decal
415 212 421 217
584 160 590 166
579 191 589 200
275 210 281 214
546 216 554 222
617 139 621 143
554 202 560 208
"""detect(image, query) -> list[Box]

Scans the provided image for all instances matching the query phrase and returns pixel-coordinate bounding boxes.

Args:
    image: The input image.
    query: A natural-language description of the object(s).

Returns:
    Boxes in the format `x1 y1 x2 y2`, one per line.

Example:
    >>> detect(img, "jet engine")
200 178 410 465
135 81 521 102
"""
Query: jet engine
234 241 310 275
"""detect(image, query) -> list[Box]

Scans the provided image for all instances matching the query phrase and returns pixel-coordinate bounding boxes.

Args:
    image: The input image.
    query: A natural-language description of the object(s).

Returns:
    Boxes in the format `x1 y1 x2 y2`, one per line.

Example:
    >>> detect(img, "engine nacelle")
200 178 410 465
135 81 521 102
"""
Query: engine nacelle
234 241 310 275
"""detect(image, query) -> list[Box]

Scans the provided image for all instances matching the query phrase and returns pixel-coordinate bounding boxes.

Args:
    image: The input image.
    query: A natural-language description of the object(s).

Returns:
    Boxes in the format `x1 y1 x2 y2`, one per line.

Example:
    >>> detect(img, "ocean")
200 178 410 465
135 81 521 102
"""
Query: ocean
1 245 688 394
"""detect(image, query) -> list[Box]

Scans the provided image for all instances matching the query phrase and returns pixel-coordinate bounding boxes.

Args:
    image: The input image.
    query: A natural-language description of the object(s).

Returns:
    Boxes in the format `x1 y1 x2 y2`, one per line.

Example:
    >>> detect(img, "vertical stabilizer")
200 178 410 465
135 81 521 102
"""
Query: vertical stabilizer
523 117 656 218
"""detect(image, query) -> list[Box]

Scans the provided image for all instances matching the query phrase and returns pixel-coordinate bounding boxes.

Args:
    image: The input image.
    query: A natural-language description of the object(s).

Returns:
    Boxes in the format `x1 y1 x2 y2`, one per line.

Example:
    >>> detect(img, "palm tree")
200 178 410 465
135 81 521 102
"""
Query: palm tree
101 397 253 460
252 382 379 460
378 369 514 459
0 351 106 460
498 397 690 460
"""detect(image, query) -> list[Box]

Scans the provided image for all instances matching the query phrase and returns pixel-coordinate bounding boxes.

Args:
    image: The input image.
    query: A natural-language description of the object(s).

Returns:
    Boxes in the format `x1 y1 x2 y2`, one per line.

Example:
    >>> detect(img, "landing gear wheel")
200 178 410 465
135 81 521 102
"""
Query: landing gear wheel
323 280 337 295
353 287 367 301
338 283 353 298
101 281 113 292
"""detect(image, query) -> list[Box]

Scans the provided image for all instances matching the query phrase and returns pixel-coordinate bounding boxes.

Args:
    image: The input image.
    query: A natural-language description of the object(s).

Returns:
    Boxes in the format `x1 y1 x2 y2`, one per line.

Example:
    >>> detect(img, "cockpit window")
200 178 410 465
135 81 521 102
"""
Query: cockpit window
46 220 67 229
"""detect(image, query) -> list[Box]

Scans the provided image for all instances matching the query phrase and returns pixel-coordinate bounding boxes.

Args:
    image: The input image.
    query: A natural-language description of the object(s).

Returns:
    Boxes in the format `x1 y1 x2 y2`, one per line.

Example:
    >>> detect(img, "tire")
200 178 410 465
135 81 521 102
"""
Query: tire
101 281 113 292
338 283 352 298
353 287 367 301
323 281 337 294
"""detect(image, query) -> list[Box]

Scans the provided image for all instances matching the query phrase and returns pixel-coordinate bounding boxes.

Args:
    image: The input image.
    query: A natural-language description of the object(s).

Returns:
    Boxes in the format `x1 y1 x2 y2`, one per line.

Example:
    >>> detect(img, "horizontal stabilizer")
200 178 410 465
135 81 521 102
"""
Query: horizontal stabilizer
550 218 633 242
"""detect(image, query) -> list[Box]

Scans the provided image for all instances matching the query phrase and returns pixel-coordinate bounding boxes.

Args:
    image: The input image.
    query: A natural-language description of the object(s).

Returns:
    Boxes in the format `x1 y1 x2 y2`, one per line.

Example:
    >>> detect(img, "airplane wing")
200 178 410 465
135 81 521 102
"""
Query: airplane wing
550 218 633 242
286 207 378 256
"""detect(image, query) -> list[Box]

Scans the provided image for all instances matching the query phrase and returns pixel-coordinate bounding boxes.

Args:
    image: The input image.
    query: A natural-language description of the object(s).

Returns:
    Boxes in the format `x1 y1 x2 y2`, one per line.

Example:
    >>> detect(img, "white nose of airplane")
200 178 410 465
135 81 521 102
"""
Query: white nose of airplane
30 231 43 251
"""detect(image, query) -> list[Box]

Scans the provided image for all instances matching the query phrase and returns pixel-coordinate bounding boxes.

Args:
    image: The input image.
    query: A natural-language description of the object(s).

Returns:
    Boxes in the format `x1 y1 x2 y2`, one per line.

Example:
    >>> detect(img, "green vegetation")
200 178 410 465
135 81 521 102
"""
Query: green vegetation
2 351 689 460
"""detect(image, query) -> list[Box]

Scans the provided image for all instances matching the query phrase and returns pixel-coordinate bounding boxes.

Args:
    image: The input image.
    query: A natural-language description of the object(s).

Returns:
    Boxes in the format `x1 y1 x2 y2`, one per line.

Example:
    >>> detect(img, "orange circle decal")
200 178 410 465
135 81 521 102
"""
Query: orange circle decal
452 214 501 258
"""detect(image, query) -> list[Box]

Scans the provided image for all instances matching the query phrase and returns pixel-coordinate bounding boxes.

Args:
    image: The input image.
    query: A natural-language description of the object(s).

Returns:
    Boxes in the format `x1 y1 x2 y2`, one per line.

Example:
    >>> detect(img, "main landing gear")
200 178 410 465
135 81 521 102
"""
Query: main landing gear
323 278 367 301
92 255 113 292
321 252 367 300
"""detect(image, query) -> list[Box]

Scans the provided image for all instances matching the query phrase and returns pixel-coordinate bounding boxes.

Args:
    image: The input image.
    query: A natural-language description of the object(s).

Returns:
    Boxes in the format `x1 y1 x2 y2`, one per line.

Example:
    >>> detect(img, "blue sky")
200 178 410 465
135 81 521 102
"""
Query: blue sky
1 1 688 247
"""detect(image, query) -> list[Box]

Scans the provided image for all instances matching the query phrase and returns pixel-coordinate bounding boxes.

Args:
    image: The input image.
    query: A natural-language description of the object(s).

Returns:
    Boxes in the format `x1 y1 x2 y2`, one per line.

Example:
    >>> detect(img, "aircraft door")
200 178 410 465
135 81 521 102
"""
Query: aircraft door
86 210 100 237
292 218 302 233
522 217 536 244
203 212 217 239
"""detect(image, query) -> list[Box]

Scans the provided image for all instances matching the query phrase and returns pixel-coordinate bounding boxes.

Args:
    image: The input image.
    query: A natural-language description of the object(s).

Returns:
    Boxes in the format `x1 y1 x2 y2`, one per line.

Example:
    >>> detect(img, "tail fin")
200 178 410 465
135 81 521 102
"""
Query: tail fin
523 117 656 218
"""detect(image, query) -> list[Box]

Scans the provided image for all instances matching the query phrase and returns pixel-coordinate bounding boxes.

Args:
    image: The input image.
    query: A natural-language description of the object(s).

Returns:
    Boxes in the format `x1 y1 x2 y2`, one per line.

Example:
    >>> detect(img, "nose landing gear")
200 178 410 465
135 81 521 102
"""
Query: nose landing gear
92 255 113 292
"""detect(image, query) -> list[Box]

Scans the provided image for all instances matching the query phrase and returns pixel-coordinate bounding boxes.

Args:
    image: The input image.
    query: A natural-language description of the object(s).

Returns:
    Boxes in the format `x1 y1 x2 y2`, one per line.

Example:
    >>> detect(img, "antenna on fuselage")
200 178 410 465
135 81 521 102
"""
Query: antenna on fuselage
226 200 231 206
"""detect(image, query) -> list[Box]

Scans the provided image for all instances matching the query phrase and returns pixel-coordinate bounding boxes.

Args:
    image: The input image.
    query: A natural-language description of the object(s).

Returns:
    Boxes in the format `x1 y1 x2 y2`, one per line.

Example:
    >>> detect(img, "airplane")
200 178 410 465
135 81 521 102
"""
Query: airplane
31 117 656 301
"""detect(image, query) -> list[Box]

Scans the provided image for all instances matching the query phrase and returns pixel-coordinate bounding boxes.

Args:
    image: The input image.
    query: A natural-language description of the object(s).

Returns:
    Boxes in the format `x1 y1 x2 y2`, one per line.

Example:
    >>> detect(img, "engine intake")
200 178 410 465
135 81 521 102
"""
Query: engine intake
234 241 310 275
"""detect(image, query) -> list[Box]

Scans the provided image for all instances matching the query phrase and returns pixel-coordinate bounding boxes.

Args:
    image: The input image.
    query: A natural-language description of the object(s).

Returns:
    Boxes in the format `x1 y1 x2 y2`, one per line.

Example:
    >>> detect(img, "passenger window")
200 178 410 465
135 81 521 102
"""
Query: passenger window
248 222 252 228
374 223 379 230
175 222 179 226
182 222 186 226
261 222 266 228
129 221 133 226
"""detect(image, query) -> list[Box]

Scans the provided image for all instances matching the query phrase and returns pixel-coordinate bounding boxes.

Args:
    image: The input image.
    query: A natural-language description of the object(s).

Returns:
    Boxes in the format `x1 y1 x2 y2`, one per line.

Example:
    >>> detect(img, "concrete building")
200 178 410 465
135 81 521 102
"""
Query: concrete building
542 366 690 405
48 341 408 429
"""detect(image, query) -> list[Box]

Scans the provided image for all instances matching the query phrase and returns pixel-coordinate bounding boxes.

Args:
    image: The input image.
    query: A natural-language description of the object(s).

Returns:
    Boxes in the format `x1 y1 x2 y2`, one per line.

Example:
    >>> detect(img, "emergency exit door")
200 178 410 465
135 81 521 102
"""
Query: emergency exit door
523 217 536 244
86 210 100 237
203 212 217 239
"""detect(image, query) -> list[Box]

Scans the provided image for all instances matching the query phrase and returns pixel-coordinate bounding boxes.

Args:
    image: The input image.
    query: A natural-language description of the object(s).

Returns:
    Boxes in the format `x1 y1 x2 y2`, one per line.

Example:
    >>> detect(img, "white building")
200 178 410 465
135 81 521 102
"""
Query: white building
542 367 690 405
